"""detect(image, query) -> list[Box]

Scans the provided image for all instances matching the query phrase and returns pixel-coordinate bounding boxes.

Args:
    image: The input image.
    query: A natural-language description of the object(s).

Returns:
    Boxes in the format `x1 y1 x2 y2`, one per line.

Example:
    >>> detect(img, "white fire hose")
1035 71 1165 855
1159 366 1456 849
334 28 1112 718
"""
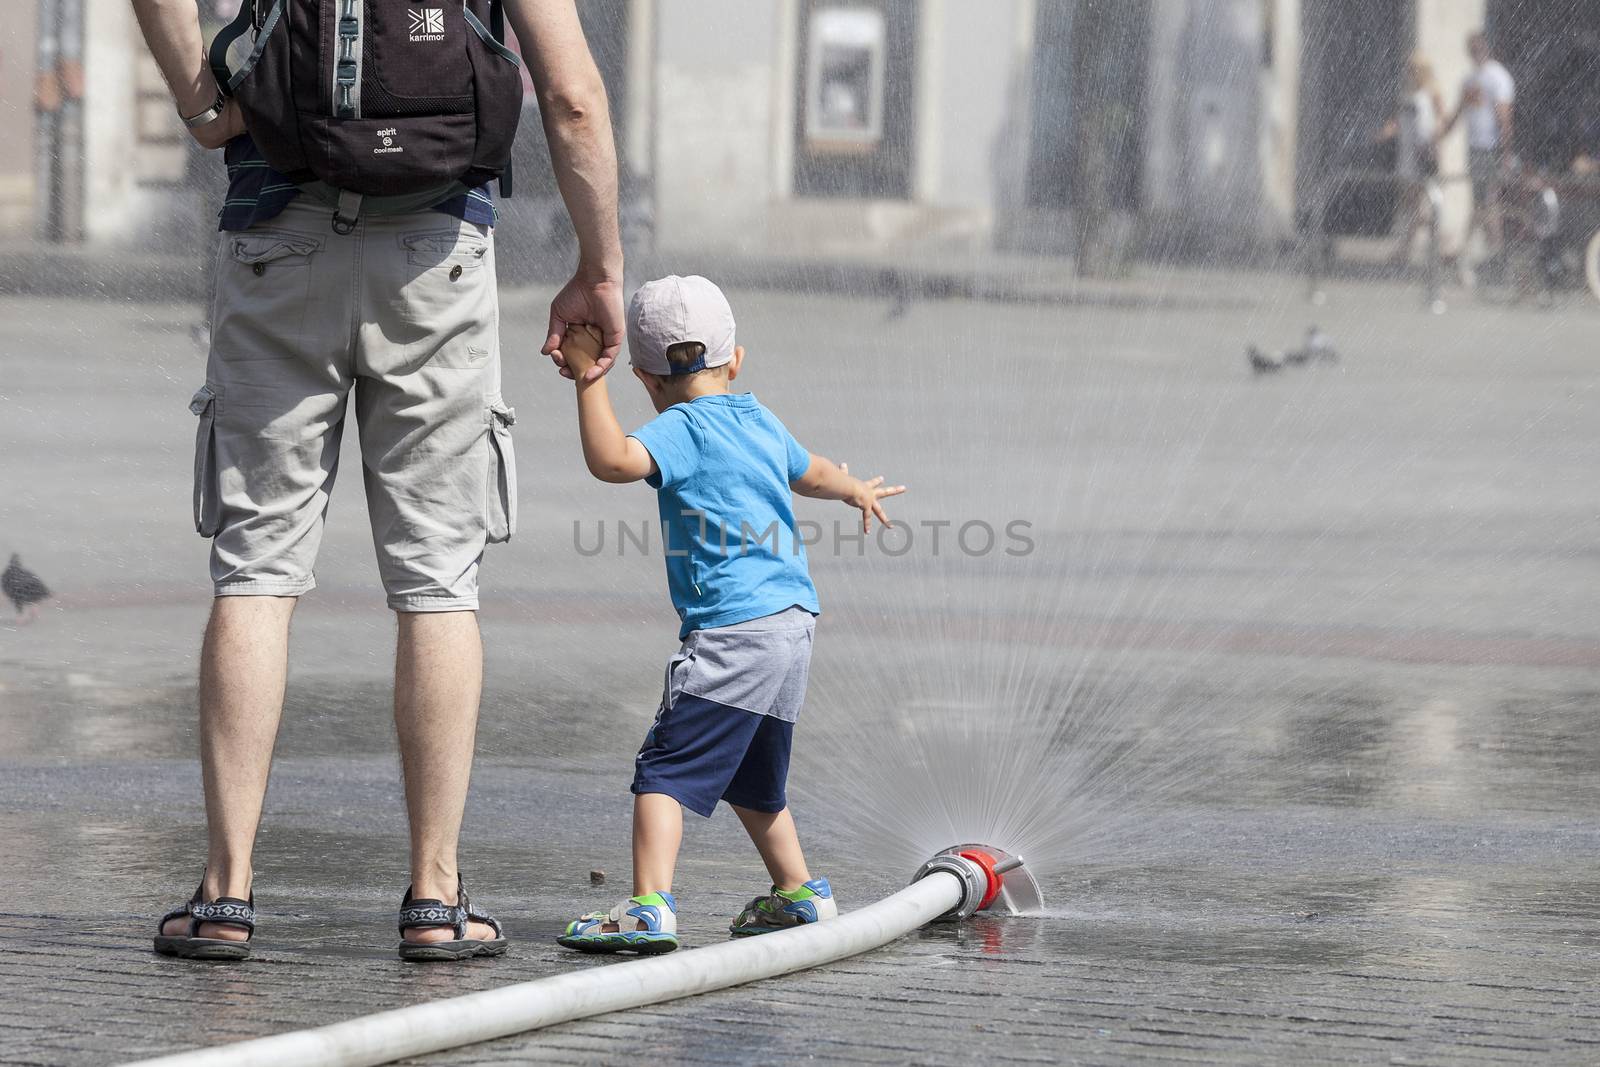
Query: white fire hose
122 849 1034 1067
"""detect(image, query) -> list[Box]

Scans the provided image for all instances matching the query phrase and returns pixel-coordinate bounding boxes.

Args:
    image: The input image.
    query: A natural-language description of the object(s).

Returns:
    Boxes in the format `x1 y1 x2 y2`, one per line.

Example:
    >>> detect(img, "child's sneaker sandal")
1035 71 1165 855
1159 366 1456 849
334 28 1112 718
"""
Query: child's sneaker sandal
729 877 837 936
558 892 679 954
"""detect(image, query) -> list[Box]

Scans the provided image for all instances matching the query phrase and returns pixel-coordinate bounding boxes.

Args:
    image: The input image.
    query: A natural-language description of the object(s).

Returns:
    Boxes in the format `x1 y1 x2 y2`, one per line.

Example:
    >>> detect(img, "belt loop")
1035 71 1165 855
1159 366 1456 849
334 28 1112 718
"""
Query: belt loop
331 190 364 236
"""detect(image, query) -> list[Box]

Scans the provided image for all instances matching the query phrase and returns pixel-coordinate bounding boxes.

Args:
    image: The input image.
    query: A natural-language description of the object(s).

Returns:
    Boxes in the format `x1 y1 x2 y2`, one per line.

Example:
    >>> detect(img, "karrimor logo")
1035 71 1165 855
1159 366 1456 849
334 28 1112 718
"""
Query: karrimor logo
408 8 445 41
374 127 404 155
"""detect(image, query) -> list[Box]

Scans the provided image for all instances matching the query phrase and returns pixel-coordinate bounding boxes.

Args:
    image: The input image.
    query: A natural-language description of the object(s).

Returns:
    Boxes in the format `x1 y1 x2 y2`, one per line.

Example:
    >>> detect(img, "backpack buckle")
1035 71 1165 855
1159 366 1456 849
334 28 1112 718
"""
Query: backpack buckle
331 190 364 236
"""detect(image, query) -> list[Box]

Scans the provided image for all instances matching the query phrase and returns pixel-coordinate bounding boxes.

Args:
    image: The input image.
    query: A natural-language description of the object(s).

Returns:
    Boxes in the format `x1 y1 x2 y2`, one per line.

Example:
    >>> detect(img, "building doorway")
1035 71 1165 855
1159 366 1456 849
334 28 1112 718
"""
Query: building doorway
1295 0 1415 236
1024 0 1147 215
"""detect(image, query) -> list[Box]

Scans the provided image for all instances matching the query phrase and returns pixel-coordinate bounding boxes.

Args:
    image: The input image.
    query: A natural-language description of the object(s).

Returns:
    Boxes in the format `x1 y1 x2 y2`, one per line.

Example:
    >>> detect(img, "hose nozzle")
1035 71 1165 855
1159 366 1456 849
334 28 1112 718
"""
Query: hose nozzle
911 844 1044 920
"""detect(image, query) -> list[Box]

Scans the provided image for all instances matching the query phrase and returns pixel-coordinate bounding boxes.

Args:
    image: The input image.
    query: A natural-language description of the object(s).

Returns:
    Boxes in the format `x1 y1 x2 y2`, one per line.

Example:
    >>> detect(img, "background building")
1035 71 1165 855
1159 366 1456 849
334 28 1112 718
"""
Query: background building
4 0 1589 270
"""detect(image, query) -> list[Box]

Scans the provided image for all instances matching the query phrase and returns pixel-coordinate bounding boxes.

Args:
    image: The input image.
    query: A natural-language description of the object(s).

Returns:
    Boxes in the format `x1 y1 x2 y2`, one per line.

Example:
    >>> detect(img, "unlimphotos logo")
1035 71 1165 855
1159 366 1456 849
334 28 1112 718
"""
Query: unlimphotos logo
408 8 445 41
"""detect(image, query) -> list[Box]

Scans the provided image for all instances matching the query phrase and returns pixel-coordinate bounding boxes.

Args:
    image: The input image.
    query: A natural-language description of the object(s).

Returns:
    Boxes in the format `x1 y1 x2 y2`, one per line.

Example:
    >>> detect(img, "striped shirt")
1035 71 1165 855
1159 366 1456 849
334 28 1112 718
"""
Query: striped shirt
220 135 496 231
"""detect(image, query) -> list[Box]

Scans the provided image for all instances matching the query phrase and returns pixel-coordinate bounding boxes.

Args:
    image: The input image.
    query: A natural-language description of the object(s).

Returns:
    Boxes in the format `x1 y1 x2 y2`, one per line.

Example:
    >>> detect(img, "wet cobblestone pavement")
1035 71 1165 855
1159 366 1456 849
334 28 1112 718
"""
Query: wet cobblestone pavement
3 282 1599 1064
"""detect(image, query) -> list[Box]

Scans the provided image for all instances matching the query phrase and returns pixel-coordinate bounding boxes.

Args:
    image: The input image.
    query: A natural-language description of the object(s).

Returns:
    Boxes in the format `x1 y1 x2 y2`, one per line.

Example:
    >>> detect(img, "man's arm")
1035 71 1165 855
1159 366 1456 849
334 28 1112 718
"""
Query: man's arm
504 0 625 380
129 0 243 149
562 327 654 483
1436 98 1462 141
1437 82 1468 141
793 454 906 533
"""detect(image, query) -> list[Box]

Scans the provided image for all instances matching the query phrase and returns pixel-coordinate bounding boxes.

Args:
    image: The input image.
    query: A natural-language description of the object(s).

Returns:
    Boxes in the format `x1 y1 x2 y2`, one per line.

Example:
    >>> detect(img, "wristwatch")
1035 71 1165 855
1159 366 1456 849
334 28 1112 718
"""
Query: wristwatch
180 91 227 128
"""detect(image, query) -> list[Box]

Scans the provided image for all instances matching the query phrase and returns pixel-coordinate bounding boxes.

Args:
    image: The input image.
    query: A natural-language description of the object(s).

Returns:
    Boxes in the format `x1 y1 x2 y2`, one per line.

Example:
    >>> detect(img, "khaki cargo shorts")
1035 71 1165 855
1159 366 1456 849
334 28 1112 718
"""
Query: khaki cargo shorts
189 198 516 612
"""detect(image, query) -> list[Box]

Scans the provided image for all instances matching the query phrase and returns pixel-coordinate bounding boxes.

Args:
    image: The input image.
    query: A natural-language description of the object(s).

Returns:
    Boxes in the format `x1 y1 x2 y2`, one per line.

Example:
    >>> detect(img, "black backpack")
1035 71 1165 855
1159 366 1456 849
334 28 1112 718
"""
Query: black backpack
210 0 524 232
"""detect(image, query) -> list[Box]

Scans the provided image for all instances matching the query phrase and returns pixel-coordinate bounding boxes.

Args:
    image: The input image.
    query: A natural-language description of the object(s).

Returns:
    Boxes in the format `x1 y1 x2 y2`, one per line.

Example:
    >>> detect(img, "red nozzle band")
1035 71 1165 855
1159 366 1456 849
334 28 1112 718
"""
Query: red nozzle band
958 849 1004 912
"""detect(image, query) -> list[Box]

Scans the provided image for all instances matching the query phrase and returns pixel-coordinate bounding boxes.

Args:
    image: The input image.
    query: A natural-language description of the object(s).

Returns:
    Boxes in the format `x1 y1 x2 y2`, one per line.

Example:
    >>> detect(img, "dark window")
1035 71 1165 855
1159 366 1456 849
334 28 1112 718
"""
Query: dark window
1025 0 1148 212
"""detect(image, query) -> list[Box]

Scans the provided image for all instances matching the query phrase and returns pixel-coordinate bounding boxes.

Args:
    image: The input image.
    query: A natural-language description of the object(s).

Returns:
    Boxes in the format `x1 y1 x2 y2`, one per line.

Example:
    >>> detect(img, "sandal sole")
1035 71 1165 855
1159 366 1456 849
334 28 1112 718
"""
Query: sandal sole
557 934 679 955
153 936 252 961
397 938 509 962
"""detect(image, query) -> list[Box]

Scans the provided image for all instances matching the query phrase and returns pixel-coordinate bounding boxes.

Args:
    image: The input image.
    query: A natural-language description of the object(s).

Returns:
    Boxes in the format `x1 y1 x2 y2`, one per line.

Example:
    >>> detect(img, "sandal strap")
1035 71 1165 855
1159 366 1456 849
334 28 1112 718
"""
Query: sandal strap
191 897 256 931
399 900 468 939
158 880 256 939
398 877 501 941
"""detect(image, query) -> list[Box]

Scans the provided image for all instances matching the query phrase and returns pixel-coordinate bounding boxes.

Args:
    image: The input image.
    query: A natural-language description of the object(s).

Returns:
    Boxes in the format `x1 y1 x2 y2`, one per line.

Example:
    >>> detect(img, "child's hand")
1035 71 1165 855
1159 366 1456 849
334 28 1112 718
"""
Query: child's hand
562 323 605 380
839 463 906 533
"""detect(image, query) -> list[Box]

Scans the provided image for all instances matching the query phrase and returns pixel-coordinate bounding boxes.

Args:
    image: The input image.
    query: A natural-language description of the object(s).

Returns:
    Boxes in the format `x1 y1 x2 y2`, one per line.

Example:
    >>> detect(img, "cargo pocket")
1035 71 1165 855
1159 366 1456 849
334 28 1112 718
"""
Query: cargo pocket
190 385 223 537
401 229 490 272
485 399 517 543
395 227 493 357
229 230 321 271
220 230 322 360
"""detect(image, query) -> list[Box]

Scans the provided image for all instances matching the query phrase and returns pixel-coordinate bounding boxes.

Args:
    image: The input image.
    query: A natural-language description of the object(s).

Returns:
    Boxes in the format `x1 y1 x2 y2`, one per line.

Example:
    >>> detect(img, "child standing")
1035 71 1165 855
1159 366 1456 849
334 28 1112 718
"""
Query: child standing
555 275 904 954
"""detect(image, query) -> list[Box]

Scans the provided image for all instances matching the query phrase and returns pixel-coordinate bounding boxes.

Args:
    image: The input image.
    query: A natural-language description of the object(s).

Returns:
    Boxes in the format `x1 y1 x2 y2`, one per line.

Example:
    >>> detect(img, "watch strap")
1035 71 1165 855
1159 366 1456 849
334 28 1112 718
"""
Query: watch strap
180 92 227 128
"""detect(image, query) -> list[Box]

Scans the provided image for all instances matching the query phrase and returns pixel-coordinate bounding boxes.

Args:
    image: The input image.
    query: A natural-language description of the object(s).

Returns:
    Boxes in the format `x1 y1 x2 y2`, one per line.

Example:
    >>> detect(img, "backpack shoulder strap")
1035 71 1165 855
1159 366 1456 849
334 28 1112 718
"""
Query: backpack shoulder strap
490 0 514 198
208 0 259 95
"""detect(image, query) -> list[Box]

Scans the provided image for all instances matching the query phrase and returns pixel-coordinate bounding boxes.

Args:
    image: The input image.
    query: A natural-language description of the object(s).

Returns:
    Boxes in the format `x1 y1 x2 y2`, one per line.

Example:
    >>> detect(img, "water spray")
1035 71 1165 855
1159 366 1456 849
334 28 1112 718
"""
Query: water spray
122 848 1042 1067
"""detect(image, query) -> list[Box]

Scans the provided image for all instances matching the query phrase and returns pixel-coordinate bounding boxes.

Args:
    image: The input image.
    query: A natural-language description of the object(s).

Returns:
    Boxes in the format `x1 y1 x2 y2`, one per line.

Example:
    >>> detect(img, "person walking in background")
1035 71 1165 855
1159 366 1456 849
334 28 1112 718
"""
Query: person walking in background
1438 31 1515 283
128 0 624 962
1378 53 1445 267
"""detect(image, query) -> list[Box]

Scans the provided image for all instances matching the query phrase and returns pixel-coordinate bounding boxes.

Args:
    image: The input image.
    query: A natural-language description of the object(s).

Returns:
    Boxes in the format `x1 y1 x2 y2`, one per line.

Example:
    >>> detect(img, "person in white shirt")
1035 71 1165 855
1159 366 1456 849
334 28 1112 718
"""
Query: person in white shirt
1439 31 1515 263
1378 53 1445 265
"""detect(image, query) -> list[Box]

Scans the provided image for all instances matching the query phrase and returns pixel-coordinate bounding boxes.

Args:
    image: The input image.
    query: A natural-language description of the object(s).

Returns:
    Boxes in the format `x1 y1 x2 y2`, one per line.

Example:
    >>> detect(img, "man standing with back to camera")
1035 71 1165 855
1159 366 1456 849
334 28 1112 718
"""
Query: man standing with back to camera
128 0 623 960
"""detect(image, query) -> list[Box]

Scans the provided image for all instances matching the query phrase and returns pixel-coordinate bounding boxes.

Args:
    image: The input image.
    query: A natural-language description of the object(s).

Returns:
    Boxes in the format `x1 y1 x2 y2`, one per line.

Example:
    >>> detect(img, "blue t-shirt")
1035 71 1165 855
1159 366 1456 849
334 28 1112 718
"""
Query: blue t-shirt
219 134 496 232
629 393 820 637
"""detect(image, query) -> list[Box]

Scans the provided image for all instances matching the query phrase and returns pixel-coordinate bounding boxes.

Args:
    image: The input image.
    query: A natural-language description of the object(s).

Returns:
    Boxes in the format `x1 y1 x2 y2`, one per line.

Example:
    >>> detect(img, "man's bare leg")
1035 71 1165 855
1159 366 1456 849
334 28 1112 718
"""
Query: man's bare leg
393 610 497 944
161 595 295 940
1485 192 1504 254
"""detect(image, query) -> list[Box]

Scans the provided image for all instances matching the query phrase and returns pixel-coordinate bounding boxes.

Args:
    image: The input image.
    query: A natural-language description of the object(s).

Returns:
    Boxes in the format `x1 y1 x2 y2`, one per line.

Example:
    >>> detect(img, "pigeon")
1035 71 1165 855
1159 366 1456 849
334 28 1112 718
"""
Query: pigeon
1247 344 1284 375
1251 328 1337 376
1301 325 1338 364
2 554 51 624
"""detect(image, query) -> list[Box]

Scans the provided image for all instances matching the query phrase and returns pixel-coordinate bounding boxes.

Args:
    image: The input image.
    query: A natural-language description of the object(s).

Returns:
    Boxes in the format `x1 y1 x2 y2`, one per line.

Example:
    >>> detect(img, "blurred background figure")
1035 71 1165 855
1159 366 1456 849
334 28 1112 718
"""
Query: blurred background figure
1438 30 1516 283
1377 53 1445 268
3 554 52 625
30 0 86 243
1569 90 1600 176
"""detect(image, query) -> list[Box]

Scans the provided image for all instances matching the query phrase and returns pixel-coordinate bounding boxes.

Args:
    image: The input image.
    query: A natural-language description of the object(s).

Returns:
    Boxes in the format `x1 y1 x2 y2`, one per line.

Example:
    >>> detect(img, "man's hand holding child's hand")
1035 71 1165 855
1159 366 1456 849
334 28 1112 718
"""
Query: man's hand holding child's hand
562 324 606 381
839 463 906 533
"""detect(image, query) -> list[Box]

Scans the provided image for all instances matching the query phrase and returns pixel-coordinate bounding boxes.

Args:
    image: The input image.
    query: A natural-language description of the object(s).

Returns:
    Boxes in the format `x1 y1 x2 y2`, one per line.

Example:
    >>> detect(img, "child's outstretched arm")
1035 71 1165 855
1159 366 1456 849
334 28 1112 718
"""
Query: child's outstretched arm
793 454 906 533
563 325 656 483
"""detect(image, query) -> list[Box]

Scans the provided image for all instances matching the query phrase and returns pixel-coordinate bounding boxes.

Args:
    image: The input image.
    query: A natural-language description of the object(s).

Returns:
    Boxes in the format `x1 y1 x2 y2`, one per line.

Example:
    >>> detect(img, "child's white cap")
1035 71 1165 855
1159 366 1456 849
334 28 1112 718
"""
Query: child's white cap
627 275 736 376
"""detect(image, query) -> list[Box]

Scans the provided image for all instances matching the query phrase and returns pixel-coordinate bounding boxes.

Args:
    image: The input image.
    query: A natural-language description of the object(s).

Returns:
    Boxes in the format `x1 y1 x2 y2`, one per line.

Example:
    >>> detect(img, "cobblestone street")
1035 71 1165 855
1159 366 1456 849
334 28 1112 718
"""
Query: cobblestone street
3 279 1598 1064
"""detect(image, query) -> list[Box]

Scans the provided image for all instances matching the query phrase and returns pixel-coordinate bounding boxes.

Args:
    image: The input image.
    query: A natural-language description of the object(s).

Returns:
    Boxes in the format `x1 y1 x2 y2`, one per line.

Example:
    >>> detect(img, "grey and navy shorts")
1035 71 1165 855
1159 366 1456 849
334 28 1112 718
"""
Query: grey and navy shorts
189 199 515 611
633 607 816 817
1467 148 1504 207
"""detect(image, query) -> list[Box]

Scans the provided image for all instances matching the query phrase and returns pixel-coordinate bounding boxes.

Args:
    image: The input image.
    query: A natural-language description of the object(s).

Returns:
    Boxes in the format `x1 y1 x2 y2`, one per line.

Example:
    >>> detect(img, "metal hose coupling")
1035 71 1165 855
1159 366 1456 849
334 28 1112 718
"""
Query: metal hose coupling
911 844 1044 921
